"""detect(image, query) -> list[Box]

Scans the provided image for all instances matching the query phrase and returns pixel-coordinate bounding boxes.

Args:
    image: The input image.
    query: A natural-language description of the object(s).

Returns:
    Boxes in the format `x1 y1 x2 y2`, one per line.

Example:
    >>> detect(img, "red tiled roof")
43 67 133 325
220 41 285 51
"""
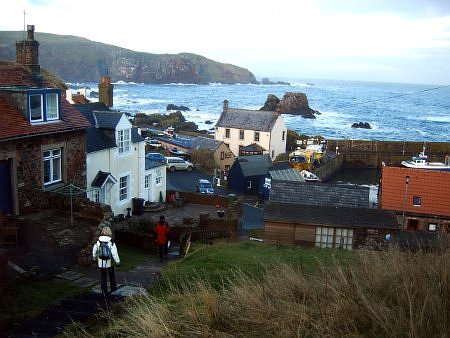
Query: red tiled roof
0 61 52 87
0 97 91 140
0 61 90 140
380 166 450 217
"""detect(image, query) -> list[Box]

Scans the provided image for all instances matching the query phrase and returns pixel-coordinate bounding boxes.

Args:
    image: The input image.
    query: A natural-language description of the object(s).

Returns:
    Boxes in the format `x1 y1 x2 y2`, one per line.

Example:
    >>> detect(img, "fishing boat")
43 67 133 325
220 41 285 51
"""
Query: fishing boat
288 142 327 171
300 170 320 182
401 148 450 171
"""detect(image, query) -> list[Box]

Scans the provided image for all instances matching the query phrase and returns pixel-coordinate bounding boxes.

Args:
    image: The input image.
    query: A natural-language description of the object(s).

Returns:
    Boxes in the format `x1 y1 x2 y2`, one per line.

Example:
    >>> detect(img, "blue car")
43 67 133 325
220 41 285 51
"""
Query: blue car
196 179 214 194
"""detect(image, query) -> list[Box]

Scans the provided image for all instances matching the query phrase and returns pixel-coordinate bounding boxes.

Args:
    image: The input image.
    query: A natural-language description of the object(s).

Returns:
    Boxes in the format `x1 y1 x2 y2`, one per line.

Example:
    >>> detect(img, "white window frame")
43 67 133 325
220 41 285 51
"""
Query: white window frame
93 189 101 203
119 175 129 201
413 196 422 206
29 94 44 122
156 169 162 185
43 148 62 185
118 129 131 154
46 93 59 120
315 227 353 250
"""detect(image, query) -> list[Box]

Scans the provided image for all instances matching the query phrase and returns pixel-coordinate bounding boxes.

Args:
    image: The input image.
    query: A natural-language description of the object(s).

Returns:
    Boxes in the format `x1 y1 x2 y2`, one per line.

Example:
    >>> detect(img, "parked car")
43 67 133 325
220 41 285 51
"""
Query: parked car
196 179 214 194
168 148 192 161
165 157 194 172
145 137 162 148
145 152 166 162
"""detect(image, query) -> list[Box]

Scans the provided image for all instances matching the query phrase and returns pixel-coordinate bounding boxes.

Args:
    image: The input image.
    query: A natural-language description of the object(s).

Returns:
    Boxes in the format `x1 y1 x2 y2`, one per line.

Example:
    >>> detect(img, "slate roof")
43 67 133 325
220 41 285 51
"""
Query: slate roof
241 143 266 152
269 168 305 182
74 103 144 153
215 108 279 132
191 136 222 151
236 154 273 177
91 171 117 188
145 158 166 170
264 201 399 229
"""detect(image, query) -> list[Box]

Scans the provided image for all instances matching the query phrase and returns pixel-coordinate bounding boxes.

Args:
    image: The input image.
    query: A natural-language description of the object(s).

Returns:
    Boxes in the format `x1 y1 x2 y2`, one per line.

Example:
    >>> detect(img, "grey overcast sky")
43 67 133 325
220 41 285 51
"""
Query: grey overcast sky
2 0 450 85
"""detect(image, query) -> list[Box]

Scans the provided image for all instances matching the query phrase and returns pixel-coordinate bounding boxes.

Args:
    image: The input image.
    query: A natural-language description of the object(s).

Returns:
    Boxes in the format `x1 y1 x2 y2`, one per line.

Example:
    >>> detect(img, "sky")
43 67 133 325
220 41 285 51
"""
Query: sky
2 0 450 85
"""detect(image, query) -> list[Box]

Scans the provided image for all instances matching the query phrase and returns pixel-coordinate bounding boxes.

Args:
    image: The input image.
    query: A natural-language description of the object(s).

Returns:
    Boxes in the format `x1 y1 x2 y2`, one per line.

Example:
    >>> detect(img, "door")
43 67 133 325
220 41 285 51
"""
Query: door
0 160 13 214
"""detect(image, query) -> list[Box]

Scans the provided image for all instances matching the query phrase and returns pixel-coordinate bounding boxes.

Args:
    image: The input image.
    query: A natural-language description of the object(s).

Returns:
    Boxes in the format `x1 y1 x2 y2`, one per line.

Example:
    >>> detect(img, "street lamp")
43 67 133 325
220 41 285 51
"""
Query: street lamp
402 175 410 228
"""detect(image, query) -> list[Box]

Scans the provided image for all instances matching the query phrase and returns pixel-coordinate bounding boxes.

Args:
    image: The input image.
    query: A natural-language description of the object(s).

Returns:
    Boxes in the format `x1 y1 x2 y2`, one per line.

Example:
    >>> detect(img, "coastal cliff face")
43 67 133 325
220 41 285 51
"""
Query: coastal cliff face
0 31 256 84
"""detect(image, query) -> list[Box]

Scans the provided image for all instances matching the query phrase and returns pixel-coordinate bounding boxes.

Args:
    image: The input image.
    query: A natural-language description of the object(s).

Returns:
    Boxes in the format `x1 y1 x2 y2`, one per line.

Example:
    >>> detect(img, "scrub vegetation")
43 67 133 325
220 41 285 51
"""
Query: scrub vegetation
62 240 450 337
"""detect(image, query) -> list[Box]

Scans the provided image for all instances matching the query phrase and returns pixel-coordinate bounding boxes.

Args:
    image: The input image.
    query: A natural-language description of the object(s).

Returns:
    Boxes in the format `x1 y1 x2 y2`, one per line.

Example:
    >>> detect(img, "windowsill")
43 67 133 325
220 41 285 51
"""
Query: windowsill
31 119 62 125
43 181 64 191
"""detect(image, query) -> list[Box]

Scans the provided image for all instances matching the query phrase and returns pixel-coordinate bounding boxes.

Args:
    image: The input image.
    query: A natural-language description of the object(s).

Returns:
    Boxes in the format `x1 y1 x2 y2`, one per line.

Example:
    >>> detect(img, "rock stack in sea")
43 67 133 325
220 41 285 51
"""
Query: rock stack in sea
260 92 319 119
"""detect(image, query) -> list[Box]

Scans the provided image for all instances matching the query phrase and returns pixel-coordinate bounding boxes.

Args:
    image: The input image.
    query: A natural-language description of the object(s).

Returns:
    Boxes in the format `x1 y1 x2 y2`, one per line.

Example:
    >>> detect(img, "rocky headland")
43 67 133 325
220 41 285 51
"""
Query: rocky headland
260 92 319 119
0 31 257 84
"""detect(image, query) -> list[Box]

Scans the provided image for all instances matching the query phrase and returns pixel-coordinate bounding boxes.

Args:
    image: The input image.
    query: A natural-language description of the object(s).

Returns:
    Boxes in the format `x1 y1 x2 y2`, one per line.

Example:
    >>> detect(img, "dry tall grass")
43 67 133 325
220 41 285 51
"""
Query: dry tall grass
65 248 450 337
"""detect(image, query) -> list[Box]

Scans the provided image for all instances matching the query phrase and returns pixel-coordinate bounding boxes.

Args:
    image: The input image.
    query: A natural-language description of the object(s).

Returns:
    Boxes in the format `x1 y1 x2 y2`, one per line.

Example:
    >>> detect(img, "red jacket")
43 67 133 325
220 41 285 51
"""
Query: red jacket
154 222 170 245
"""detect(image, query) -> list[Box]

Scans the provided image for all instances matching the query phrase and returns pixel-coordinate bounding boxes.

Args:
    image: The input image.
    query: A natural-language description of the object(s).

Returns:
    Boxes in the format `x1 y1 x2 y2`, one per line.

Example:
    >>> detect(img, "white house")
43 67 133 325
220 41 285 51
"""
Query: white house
214 100 287 160
75 102 166 216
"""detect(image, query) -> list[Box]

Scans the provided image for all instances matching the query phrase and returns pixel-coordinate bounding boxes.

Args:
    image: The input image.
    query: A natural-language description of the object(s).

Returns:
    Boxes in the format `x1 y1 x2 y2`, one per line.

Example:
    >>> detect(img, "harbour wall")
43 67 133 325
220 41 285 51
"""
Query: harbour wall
326 140 450 168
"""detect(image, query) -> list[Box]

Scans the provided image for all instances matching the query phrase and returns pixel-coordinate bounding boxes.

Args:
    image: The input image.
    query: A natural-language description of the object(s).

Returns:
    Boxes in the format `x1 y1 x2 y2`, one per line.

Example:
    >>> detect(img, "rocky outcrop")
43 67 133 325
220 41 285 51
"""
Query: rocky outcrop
0 31 257 84
167 104 190 111
260 92 319 119
352 122 372 129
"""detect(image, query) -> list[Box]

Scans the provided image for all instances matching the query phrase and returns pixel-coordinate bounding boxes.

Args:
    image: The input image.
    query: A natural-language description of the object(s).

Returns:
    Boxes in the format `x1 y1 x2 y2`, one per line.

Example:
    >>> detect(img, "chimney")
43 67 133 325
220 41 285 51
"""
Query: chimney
223 100 229 112
16 25 40 75
98 76 114 107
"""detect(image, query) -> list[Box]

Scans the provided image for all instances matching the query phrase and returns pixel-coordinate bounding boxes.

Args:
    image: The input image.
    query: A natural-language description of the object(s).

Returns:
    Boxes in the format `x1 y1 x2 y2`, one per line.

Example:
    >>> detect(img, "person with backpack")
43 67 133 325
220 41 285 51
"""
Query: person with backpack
154 215 170 262
92 226 120 296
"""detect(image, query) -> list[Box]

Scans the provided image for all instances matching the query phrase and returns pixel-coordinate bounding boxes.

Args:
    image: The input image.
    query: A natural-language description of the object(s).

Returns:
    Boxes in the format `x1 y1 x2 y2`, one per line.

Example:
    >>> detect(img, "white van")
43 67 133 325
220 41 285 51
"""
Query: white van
165 157 194 172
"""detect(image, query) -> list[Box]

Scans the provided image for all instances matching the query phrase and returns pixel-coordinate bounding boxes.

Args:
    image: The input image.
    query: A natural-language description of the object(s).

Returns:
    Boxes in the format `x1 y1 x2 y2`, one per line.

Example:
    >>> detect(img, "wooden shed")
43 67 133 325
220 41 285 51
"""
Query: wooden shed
264 201 399 249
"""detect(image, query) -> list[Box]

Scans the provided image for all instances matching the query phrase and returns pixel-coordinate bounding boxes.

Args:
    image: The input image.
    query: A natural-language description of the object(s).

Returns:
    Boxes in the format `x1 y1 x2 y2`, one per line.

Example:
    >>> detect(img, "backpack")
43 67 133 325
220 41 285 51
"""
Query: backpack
98 240 112 260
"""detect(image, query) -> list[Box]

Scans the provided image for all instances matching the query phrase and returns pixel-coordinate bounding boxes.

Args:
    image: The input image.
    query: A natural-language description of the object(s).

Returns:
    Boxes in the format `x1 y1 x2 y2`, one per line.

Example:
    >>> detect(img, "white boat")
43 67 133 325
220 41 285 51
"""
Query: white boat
401 148 450 171
300 170 320 182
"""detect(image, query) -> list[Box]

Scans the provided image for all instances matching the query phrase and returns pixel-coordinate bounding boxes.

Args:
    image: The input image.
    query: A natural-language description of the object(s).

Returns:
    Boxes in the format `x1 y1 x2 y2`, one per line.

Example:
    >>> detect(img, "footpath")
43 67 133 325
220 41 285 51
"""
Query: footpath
4 249 180 338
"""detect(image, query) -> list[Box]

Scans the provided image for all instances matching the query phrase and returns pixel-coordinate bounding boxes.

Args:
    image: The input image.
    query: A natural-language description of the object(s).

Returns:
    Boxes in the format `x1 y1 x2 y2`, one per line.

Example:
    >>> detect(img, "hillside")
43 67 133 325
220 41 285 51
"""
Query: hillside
0 31 257 84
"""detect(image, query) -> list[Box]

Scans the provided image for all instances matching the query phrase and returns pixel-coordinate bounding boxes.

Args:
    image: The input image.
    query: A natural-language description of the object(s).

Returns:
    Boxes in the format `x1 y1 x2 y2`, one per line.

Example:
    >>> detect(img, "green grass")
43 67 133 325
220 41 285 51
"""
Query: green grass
0 279 83 332
155 240 355 293
115 241 154 272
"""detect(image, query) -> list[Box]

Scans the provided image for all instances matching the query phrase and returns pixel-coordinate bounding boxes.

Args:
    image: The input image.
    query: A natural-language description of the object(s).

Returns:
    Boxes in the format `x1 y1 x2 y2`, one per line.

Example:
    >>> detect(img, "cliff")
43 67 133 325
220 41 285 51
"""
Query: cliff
0 31 257 84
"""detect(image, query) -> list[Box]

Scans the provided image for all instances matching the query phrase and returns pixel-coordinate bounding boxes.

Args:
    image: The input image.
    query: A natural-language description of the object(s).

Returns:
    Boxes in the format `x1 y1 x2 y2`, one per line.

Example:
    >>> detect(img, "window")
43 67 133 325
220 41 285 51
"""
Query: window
335 228 353 250
239 129 244 140
30 94 44 122
220 151 225 160
271 150 275 158
118 129 131 154
46 93 59 120
119 176 128 201
156 169 162 185
315 227 334 248
145 174 150 189
247 180 252 189
43 148 62 185
428 223 437 232
254 132 260 142
315 227 353 250
93 189 101 203
225 128 230 138
413 196 422 206
282 131 285 141
29 92 60 123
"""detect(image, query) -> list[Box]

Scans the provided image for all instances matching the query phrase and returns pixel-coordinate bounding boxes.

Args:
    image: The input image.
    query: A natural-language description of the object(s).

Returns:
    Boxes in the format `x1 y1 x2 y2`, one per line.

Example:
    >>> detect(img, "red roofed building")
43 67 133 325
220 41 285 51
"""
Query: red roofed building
0 25 90 215
379 166 450 233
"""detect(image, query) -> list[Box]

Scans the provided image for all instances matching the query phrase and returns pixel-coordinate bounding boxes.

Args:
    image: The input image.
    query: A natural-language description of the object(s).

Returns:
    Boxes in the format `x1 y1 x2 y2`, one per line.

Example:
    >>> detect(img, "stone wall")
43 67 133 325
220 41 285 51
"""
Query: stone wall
10 130 87 214
327 140 450 168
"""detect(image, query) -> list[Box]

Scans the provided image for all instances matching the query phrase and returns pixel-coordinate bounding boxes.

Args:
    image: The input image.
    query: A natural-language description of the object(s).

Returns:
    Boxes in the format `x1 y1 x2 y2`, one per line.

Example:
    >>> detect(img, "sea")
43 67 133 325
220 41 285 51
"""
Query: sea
68 78 450 143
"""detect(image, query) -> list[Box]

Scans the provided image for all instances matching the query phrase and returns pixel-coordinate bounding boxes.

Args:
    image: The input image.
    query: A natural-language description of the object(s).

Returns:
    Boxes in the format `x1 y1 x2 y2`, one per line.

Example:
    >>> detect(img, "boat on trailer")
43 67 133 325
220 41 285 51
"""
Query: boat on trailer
300 170 320 182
